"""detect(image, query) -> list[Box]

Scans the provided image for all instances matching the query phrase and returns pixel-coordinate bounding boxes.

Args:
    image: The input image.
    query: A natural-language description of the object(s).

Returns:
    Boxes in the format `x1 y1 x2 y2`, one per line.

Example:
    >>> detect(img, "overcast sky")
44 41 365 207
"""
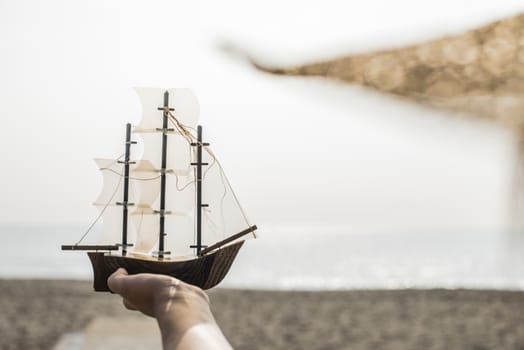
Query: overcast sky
1 0 524 233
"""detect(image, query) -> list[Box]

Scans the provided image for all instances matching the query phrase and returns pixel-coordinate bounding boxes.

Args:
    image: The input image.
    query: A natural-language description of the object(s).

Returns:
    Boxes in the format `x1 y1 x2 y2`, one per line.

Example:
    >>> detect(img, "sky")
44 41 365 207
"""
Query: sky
1 0 524 233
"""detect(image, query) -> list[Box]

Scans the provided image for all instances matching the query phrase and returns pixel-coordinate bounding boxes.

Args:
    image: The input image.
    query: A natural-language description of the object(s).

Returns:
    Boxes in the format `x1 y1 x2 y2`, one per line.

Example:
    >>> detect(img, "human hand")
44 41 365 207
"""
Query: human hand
107 268 231 350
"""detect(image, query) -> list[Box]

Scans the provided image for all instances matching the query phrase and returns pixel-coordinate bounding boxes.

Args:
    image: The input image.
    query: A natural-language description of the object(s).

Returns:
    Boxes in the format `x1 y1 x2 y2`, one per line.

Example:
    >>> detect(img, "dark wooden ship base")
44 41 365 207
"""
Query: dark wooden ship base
87 241 244 292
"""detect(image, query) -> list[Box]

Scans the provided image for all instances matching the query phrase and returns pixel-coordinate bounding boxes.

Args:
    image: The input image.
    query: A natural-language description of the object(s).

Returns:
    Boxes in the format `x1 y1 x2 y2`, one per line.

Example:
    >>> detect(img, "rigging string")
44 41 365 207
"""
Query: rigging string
173 173 195 191
75 155 125 245
165 113 197 190
75 117 199 245
75 111 256 246
167 112 218 179
173 117 203 247
203 208 220 233
167 110 254 238
102 164 201 191
167 112 228 239
205 146 254 237
166 110 194 144
166 113 218 191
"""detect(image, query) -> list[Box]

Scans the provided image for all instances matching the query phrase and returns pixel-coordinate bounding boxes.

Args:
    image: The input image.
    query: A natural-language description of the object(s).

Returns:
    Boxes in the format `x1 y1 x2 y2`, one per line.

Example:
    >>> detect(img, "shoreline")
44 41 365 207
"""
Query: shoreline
1 279 523 349
3 276 523 292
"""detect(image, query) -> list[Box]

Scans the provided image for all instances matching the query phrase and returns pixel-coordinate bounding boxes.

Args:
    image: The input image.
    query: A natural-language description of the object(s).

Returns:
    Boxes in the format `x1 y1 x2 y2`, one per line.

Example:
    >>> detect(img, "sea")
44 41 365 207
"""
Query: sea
1 224 524 291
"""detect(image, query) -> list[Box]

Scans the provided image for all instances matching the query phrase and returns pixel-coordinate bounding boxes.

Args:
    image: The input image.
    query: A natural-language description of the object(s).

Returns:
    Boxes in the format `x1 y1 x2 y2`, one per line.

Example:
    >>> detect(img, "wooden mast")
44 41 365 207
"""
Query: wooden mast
191 125 209 256
156 91 174 258
116 123 136 256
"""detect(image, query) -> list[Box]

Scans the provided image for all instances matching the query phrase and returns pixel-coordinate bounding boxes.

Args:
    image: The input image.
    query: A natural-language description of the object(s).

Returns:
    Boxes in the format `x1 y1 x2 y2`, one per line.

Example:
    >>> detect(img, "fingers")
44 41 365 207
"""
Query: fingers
108 269 139 312
107 268 129 295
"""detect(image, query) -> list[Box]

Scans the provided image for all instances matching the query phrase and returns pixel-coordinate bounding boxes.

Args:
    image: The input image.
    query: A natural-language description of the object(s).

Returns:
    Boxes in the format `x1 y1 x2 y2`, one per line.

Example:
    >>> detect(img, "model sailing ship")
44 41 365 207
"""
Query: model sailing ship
62 88 257 292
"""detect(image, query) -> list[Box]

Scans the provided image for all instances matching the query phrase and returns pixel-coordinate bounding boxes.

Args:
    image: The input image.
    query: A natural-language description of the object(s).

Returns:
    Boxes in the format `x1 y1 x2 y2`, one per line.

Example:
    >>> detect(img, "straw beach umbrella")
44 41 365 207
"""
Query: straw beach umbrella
241 13 524 228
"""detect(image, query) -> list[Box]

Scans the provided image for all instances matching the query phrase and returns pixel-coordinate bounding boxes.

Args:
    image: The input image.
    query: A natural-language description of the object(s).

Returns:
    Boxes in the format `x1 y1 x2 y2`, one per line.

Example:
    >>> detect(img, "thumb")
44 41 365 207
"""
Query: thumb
107 268 129 295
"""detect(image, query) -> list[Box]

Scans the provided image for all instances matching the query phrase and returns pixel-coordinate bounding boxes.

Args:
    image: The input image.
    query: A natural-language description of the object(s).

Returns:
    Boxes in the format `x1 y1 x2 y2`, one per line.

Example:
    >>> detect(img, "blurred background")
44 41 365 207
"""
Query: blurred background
3 1 524 349
1 0 524 288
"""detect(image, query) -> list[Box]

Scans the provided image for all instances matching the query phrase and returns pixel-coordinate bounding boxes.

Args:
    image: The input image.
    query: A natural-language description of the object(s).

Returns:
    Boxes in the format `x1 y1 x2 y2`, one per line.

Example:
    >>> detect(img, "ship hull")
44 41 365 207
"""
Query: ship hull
87 241 244 292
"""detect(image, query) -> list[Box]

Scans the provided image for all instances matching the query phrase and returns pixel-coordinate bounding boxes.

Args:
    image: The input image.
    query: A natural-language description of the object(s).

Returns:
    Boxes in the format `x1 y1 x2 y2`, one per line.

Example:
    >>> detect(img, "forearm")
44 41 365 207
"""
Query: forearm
159 318 233 350
107 269 232 350
155 287 232 349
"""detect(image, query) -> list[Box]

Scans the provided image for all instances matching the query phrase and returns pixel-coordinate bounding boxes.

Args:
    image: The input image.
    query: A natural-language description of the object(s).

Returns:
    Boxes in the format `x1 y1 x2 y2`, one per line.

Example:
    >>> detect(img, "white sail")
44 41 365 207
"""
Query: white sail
93 158 137 245
91 88 255 258
131 209 194 255
130 160 161 208
133 87 199 133
137 132 193 175
164 214 195 257
200 148 255 249
133 87 198 178
129 87 200 256
94 159 126 206
130 208 159 254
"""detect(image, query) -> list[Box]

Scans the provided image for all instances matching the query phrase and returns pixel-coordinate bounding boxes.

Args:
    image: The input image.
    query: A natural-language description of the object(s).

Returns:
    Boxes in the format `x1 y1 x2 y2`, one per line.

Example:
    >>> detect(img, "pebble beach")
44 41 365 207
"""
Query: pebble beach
1 279 523 350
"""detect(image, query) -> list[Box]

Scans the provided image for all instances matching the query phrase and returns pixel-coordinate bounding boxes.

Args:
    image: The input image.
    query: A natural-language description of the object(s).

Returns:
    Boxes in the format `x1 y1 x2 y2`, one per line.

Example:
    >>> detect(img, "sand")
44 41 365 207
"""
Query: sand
0 279 523 350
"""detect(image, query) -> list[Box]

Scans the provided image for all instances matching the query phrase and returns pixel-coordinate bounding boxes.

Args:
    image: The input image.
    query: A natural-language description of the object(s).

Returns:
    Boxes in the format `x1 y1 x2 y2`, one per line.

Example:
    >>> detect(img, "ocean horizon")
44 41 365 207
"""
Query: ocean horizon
1 223 523 291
